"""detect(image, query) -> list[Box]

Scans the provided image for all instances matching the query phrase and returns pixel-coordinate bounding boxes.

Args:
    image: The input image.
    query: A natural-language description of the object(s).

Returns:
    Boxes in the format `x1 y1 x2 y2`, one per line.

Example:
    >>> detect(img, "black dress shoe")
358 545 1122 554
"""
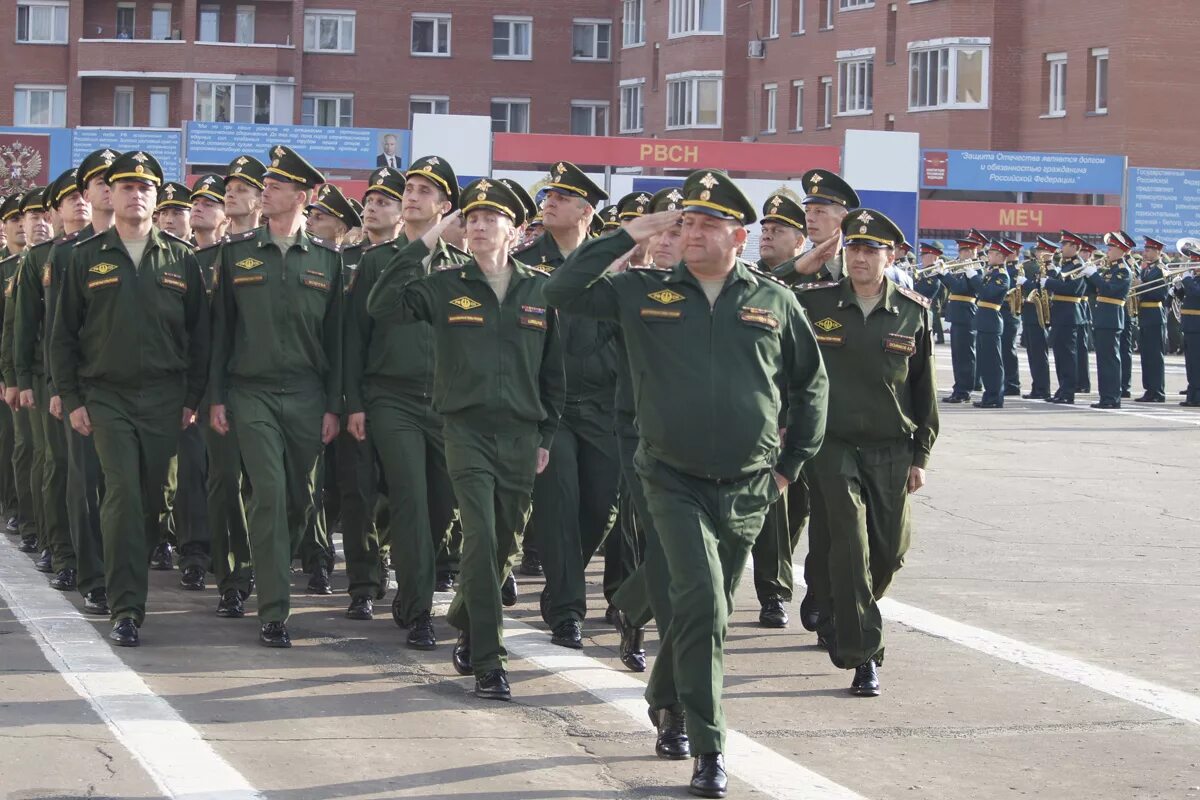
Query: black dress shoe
110 619 139 647
345 595 373 620
1022 392 1050 400
501 573 517 607
18 536 37 553
1121 390 1132 398
1090 401 1119 409
35 549 54 572
1004 388 1022 396
518 550 543 577
306 565 333 595
82 588 109 615
49 567 76 591
1181 400 1200 408
649 706 689 760
259 621 291 648
1048 396 1075 404
452 632 472 675
407 611 437 650
758 598 788 628
972 401 1003 408
615 611 646 672
689 752 728 799
604 604 618 625
1134 394 1165 403
551 619 583 649
850 660 881 697
798 590 820 632
941 394 966 404
179 565 205 590
5 515 18 534
474 668 511 701
434 571 455 592
216 589 245 618
149 542 173 571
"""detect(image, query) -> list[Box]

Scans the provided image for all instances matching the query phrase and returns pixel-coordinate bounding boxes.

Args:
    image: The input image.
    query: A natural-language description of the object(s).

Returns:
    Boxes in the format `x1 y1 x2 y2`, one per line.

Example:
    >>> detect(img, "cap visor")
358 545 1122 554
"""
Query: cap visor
844 237 890 249
683 206 738 221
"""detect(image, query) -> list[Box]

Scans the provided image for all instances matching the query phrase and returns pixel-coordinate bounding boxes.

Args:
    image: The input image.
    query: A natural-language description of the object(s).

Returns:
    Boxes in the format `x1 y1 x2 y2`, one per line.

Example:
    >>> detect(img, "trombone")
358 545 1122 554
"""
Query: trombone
913 257 986 276
1129 261 1200 296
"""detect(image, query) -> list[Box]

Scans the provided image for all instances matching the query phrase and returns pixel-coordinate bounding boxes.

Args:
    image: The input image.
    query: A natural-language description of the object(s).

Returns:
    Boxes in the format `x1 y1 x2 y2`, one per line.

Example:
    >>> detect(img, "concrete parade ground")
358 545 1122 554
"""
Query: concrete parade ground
1 344 1198 800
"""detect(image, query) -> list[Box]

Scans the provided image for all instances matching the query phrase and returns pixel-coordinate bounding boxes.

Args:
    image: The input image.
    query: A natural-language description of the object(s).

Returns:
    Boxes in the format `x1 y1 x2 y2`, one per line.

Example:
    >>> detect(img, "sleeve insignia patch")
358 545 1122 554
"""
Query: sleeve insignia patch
647 289 686 304
450 296 483 310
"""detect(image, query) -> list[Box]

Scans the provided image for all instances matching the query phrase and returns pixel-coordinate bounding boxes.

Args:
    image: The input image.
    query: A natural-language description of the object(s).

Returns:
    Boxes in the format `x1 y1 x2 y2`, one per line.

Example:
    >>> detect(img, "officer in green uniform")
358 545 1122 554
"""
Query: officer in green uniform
16 169 88 590
795 208 938 697
0 192 28 539
545 169 828 799
516 161 618 650
50 151 210 647
209 145 343 647
368 178 565 701
755 192 806 275
344 157 468 641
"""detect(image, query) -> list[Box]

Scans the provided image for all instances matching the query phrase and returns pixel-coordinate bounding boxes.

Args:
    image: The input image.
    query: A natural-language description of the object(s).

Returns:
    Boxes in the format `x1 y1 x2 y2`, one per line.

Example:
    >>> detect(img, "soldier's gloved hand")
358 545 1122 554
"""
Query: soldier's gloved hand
536 447 550 475
964 267 978 279
69 406 92 437
1039 277 1048 288
321 412 340 445
622 210 683 244
210 404 230 436
18 389 34 409
907 466 926 494
1083 264 1099 277
347 412 367 442
1016 275 1027 286
49 395 63 420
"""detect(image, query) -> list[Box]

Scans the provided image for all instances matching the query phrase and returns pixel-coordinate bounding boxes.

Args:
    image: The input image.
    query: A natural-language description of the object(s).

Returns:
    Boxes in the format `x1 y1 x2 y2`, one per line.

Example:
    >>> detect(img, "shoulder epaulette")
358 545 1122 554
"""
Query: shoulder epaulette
0 252 19 266
433 262 464 272
160 230 195 249
445 243 471 258
796 280 840 291
363 239 397 252
526 265 552 277
225 229 258 243
28 239 53 253
56 230 82 245
630 264 672 272
896 285 932 308
308 235 340 253
72 229 102 248
196 241 221 252
749 266 790 288
512 242 538 259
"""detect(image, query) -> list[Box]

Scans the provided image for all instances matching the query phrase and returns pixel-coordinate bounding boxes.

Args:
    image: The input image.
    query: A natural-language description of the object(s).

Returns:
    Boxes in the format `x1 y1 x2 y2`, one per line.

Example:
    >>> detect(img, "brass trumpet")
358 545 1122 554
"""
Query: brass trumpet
913 257 986 276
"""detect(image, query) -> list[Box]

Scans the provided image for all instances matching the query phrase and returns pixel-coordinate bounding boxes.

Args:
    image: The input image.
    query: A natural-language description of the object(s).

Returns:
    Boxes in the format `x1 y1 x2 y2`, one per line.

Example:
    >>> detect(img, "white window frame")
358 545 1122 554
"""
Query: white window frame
304 9 356 54
820 0 834 30
570 100 610 136
491 97 530 133
195 81 287 124
301 93 353 127
791 80 804 131
665 71 723 130
622 0 645 47
668 0 723 38
572 18 612 62
619 79 645 134
13 84 66 127
235 5 255 43
1046 52 1067 118
113 86 134 127
150 3 172 39
149 87 170 128
819 76 832 128
115 2 135 39
1092 47 1109 114
767 0 780 37
837 49 874 115
410 95 450 126
15 0 69 44
411 13 451 57
197 4 219 42
839 0 874 9
907 38 990 112
492 16 532 60
762 83 777 134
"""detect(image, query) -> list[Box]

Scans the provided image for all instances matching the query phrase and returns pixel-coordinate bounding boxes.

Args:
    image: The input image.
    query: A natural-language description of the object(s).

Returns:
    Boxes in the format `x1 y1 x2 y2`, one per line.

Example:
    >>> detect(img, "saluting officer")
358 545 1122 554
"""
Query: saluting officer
972 241 1010 409
1019 237 1056 400
544 169 827 799
1043 231 1090 404
1084 232 1135 409
208 145 343 648
756 192 807 274
50 151 209 647
796 208 938 698
940 236 983 403
1133 236 1169 402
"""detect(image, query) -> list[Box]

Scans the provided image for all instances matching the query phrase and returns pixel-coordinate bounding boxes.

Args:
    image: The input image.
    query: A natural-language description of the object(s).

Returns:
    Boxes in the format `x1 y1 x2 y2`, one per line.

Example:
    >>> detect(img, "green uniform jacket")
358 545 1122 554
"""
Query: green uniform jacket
50 227 210 414
0 252 23 387
195 241 221 291
208 227 343 412
544 229 828 483
366 238 565 448
773 250 843 285
13 236 64 391
344 234 469 413
45 224 96 395
796 278 939 467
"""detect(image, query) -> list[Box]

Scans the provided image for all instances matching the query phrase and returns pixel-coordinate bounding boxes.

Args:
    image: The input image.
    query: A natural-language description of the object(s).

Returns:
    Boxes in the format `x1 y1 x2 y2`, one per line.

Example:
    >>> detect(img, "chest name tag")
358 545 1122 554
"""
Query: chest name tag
739 307 778 329
519 316 547 331
883 333 916 356
640 307 683 321
305 269 326 277
301 277 330 292
448 313 485 326
160 273 187 293
233 274 265 286
521 305 546 315
815 333 845 347
87 276 120 291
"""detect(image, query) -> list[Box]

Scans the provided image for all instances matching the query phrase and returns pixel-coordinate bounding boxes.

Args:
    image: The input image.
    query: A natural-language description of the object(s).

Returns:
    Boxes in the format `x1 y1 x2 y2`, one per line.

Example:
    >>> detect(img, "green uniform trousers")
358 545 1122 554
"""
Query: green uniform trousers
24 401 46 549
443 420 538 678
334 426 381 600
532 405 619 628
610 431 656 630
33 381 72 571
171 423 210 570
751 478 810 604
65 421 105 595
298 448 332 574
10 406 36 540
602 487 638 606
204 410 252 597
801 481 832 624
638 451 776 756
230 386 325 623
87 382 184 625
808 438 913 670
0 403 16 514
366 387 455 623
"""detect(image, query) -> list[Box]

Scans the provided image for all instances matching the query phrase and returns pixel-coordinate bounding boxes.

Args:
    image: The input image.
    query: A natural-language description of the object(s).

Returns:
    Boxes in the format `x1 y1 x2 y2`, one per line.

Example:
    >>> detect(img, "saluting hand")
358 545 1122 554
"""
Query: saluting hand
210 404 230 436
70 406 92 437
907 466 926 494
622 210 682 243
422 209 462 250
536 447 550 475
791 236 841 276
321 412 340 445
347 412 366 442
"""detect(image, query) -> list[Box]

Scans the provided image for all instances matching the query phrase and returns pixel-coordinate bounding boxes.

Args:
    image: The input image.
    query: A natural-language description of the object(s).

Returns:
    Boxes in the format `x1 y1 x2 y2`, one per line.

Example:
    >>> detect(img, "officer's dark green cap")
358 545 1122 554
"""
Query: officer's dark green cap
589 212 605 237
544 160 608 206
105 151 163 187
156 182 193 211
264 144 325 188
650 187 685 213
761 193 806 232
681 169 756 224
19 187 46 214
307 183 361 228
77 149 118 191
841 208 903 249
49 168 80 209
226 155 266 190
616 191 654 220
347 197 363 225
800 169 859 209
406 155 460 209
190 174 226 204
365 166 406 203
499 179 537 222
461 178 527 226
0 193 24 221
598 205 621 230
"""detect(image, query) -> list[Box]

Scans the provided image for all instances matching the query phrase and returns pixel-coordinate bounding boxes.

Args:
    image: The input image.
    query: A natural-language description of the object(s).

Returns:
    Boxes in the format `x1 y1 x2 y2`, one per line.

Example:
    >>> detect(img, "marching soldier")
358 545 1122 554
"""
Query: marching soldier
545 169 827 799
940 236 983 403
208 145 343 647
367 178 565 701
1001 239 1023 396
1019 238 1056 400
1085 232 1135 409
1077 241 1097 394
1133 236 1169 402
0 192 26 536
50 151 209 647
1 192 31 545
1042 231 1090 404
972 242 1010 408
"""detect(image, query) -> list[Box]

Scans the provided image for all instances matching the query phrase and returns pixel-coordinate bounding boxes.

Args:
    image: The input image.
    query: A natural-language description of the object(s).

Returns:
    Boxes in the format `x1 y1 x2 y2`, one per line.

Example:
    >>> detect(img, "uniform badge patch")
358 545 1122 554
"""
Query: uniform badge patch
87 276 120 291
815 333 845 347
233 274 265 286
883 333 916 356
448 313 485 326
159 273 187 293
450 296 482 310
236 257 263 270
739 308 779 329
640 308 683 321
521 305 546 315
519 316 548 331
89 263 119 275
647 289 685 305
813 317 842 332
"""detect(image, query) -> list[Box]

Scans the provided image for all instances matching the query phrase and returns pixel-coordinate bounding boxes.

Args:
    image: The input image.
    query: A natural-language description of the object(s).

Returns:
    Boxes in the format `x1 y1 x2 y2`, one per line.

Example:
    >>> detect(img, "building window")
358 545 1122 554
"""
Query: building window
302 94 353 127
151 4 172 39
818 76 832 127
196 82 280 124
839 0 873 8
198 5 219 42
491 99 530 133
766 0 779 37
410 96 449 126
762 84 777 133
908 41 990 110
837 55 874 114
412 14 450 56
570 102 609 136
235 5 255 43
666 73 722 129
668 0 722 37
1046 53 1067 117
791 80 804 130
16 1 68 43
794 0 805 33
619 81 644 133
304 10 355 53
820 0 834 29
13 86 66 127
1091 48 1108 113
114 87 134 126
116 3 135 38
149 88 170 128
572 20 611 61
623 0 644 47
493 17 532 59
